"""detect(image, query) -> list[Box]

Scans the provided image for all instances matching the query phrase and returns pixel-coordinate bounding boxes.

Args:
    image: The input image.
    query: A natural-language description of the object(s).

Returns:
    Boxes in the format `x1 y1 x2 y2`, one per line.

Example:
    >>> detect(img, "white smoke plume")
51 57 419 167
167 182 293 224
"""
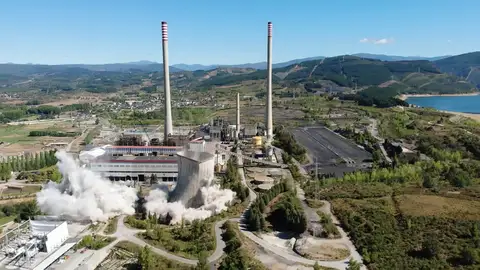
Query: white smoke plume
145 184 236 224
36 151 137 222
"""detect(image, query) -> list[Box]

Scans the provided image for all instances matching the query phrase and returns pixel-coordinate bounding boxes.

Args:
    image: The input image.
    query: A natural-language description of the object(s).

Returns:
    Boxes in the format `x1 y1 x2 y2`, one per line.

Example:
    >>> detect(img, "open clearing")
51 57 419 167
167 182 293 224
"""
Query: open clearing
396 194 480 220
0 121 80 155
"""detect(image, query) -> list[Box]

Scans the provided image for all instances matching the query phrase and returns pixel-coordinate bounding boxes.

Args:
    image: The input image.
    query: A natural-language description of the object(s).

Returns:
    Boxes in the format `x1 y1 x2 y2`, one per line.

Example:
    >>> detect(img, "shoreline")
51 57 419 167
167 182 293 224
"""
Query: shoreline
442 111 480 122
399 92 480 101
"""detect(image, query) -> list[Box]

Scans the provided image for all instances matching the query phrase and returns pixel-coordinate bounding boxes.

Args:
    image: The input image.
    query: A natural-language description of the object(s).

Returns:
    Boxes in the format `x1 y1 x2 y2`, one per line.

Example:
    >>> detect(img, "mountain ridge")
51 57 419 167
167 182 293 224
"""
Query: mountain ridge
0 53 451 73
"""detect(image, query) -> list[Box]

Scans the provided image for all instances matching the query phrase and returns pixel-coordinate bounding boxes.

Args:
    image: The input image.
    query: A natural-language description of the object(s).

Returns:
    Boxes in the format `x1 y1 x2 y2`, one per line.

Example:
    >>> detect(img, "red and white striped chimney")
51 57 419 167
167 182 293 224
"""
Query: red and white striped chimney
266 22 273 144
161 21 173 141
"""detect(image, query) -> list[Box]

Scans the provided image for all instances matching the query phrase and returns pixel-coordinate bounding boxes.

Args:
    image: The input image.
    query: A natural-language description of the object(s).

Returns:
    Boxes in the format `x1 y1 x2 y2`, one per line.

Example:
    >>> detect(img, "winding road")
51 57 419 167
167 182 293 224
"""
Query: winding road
88 151 364 269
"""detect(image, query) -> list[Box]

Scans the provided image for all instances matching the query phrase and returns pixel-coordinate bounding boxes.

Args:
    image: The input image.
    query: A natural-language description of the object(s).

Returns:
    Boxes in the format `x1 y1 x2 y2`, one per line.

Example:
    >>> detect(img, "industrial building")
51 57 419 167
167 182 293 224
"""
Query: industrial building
0 219 81 270
81 145 182 182
79 139 223 183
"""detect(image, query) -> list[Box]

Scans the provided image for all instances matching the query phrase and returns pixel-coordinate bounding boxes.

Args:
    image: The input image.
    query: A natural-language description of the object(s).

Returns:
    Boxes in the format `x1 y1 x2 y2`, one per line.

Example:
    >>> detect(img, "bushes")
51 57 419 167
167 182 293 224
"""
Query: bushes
317 211 340 238
273 126 306 163
333 197 480 269
115 241 192 270
76 235 115 250
140 218 215 259
219 221 267 270
267 192 307 234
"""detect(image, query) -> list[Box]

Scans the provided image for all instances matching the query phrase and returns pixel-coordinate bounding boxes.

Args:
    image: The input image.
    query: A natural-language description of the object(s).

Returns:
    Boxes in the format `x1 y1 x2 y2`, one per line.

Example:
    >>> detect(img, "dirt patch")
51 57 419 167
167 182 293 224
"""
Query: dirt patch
294 237 350 261
0 197 35 205
396 194 480 220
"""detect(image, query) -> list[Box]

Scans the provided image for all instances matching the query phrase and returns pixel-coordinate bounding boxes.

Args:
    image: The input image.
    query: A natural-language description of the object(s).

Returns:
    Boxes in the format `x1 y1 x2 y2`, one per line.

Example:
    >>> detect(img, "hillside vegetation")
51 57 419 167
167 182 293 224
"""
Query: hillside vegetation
434 52 480 87
1 54 478 96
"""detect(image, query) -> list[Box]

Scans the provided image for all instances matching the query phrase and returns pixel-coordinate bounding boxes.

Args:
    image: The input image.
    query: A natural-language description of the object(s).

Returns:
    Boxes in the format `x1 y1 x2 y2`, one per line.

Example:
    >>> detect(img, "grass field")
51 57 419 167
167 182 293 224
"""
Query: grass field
395 194 480 220
0 186 42 197
0 215 16 225
0 121 80 155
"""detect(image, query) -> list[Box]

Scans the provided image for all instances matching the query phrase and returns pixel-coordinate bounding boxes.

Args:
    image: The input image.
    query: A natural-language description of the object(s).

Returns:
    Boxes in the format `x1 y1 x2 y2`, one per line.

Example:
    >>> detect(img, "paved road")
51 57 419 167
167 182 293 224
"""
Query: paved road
79 154 365 269
236 163 366 269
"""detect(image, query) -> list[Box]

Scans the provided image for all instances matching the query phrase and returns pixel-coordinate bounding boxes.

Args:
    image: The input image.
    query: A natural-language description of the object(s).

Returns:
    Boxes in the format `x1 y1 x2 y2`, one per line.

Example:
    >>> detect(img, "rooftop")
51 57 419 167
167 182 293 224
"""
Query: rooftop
177 150 214 163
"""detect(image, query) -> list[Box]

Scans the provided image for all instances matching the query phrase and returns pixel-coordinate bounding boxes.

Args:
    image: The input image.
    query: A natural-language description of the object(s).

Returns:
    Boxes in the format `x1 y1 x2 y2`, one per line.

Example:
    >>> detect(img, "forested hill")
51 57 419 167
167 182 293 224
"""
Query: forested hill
434 52 480 87
1 54 478 95
198 55 476 94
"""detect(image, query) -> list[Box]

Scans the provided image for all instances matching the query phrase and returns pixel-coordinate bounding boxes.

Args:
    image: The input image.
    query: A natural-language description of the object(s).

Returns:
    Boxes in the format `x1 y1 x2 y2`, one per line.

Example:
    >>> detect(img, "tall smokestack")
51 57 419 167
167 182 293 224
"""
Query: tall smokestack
162 21 173 141
236 92 240 139
266 22 273 144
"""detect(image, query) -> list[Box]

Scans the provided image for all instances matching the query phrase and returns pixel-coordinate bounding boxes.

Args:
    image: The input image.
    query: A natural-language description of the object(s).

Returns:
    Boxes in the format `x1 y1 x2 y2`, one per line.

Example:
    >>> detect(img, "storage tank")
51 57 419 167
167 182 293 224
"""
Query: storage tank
168 150 215 207
252 136 262 147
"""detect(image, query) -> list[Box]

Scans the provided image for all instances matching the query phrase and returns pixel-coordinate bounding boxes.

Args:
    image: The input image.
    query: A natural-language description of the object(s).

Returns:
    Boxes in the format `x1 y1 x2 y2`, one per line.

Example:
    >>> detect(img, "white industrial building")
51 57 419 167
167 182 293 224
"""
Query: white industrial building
0 219 77 270
80 141 225 183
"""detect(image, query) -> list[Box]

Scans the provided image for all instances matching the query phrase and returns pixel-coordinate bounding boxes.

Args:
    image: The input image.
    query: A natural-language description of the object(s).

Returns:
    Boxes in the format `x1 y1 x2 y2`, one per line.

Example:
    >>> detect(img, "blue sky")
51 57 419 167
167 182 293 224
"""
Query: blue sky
1 0 479 65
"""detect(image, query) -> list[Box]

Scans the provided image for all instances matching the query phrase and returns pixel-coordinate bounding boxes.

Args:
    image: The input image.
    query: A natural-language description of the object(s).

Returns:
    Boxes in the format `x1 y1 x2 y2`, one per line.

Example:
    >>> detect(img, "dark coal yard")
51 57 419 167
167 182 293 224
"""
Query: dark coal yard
293 126 372 177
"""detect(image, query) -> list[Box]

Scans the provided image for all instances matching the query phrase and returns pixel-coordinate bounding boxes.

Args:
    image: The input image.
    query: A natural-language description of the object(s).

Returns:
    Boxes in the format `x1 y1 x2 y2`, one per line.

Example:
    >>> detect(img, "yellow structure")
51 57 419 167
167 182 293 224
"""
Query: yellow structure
252 136 262 147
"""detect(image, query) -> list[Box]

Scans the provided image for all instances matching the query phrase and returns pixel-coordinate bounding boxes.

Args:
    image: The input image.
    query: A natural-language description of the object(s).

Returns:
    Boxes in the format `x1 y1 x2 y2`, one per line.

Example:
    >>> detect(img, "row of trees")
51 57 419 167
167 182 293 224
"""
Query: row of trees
219 221 257 270
222 158 249 202
246 181 292 232
0 150 58 180
29 130 79 137
307 158 480 190
272 126 306 163
0 200 41 222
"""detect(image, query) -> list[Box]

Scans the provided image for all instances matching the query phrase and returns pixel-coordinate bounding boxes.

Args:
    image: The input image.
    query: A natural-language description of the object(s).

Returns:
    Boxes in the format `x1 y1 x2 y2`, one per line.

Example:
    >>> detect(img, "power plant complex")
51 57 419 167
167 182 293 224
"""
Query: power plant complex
0 21 278 270
80 21 276 188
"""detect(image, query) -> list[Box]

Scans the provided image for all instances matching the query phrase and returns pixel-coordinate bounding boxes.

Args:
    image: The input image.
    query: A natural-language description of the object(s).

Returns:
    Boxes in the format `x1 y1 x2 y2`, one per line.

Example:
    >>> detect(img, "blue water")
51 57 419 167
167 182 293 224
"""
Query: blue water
407 95 480 114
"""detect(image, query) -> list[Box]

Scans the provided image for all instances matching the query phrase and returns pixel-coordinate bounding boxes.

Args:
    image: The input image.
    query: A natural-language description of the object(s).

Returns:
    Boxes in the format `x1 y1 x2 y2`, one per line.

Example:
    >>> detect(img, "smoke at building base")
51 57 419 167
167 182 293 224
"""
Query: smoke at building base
36 151 235 224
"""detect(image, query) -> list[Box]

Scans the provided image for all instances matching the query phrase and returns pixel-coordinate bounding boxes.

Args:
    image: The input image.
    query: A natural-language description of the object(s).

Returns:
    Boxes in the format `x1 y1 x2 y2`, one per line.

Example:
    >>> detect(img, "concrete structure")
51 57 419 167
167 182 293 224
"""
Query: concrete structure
162 21 173 141
236 92 240 140
30 220 69 253
0 220 75 270
188 138 206 153
168 150 215 207
265 22 273 145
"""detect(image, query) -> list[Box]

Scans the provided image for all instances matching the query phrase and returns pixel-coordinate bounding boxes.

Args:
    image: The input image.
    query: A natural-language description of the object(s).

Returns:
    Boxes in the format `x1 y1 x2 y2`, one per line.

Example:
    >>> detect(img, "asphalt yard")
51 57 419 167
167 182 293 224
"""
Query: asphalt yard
293 126 372 177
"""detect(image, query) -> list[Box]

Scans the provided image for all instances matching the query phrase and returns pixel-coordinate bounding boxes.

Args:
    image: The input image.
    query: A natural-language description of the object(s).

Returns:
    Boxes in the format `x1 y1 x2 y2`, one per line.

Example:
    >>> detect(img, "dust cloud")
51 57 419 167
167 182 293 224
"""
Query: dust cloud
145 183 236 224
36 151 137 222
36 151 235 224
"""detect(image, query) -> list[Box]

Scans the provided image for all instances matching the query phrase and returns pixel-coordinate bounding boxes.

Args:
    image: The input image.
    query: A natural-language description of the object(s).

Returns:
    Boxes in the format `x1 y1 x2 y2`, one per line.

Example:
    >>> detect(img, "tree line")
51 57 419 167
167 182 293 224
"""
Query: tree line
218 220 267 270
222 158 249 202
29 130 80 137
0 150 58 180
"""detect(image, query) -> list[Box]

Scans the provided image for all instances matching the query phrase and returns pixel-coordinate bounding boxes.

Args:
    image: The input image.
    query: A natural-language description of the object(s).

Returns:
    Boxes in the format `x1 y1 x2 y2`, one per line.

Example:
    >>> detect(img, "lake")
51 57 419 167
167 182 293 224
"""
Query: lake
406 95 480 114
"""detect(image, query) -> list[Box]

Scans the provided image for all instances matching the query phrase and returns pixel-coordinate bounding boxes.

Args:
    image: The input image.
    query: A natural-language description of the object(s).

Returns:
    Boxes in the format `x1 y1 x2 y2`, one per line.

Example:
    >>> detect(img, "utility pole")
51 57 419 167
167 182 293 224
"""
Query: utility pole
315 157 319 202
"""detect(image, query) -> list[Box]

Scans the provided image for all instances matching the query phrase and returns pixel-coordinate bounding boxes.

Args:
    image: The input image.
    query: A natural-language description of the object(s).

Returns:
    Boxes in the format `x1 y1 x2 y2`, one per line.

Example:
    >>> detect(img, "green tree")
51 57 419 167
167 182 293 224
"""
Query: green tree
195 250 209 270
461 248 480 265
137 246 154 270
50 168 62 183
39 151 46 168
422 233 440 259
34 153 40 170
346 259 362 270
313 261 322 270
